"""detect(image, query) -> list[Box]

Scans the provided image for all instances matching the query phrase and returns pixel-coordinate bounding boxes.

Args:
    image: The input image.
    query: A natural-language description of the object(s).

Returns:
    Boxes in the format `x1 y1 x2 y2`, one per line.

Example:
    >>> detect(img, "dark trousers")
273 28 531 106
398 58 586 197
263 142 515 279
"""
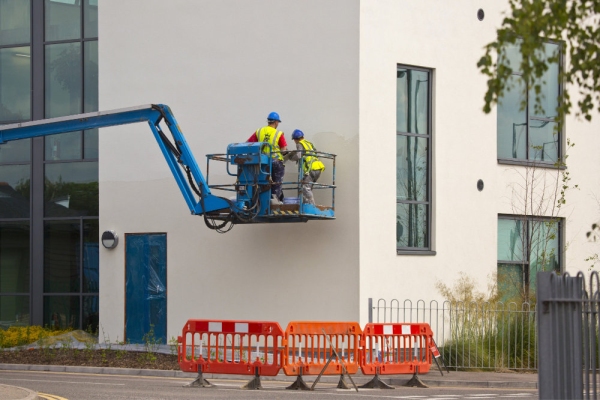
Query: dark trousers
271 160 285 201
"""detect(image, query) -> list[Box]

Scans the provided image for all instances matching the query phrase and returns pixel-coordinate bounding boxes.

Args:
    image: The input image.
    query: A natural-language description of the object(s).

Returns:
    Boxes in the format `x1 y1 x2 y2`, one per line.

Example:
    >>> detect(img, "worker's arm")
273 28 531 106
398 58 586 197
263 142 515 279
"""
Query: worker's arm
247 132 258 142
286 141 303 162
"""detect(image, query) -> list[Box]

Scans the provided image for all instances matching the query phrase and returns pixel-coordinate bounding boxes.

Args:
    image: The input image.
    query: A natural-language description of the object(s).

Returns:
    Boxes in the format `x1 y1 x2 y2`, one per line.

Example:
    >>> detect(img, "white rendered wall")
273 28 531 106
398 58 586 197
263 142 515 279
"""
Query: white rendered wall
98 0 360 342
358 0 600 324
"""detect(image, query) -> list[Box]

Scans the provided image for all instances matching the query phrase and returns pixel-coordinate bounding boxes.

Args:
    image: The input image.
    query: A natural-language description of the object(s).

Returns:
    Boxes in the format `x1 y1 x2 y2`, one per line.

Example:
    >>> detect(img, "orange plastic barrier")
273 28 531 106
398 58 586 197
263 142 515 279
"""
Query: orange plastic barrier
360 322 433 375
178 319 284 376
282 321 362 376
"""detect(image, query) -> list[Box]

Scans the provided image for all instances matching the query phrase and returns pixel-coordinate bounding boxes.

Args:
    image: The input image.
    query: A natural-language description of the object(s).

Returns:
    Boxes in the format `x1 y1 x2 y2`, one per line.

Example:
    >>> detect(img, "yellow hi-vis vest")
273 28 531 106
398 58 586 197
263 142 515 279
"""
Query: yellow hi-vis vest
298 139 325 174
257 126 284 161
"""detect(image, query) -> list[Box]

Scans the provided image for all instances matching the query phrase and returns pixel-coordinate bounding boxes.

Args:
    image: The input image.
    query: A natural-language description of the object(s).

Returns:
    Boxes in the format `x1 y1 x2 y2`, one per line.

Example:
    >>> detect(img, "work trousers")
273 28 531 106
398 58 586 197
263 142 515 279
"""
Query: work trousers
271 160 285 201
301 169 321 205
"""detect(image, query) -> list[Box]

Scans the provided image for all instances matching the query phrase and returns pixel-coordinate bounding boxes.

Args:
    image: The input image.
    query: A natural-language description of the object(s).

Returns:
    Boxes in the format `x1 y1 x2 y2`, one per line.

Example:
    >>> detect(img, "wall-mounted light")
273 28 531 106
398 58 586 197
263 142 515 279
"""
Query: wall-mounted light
101 230 119 249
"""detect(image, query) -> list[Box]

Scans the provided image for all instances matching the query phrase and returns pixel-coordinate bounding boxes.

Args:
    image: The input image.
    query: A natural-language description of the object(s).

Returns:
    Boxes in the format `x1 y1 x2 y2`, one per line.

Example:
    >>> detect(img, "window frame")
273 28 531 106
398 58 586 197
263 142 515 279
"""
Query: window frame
396 65 434 255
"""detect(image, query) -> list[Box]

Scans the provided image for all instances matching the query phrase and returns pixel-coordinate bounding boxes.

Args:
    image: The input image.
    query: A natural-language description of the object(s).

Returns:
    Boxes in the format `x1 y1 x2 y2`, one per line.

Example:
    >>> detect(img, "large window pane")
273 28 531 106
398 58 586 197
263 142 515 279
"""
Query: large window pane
0 46 31 122
84 129 98 159
497 75 526 159
497 263 523 302
396 69 429 134
528 120 558 163
0 0 30 46
497 218 525 261
83 220 98 293
397 203 428 248
45 0 81 41
529 219 559 273
83 295 98 333
0 222 30 293
44 295 79 330
44 221 80 293
84 41 98 113
0 295 29 328
84 0 98 39
45 161 98 217
0 139 30 163
529 42 560 119
397 135 427 201
0 164 30 218
45 131 82 161
45 43 82 118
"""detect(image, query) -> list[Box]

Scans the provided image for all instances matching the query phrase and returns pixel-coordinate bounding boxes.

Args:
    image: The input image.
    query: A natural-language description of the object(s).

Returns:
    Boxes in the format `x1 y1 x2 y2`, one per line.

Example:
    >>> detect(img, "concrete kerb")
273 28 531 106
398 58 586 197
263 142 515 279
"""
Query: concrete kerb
0 383 38 400
0 364 538 390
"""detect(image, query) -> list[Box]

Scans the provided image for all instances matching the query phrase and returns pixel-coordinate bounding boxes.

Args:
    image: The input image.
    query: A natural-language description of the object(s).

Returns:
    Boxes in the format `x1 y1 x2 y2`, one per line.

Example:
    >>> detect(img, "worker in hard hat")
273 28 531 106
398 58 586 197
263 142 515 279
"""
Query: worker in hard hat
288 129 325 205
247 112 288 203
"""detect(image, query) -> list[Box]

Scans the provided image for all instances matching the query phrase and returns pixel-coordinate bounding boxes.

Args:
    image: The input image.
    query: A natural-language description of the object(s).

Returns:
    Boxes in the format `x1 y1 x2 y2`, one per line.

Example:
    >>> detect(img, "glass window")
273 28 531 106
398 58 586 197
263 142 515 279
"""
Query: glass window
44 295 79 330
0 164 30 218
84 40 98 113
83 295 98 333
0 295 29 328
0 222 30 293
0 139 30 163
44 221 80 293
82 220 98 293
497 41 561 164
0 46 31 122
396 67 432 252
45 0 81 42
497 215 561 301
0 0 30 46
84 129 98 159
45 131 82 160
45 161 98 217
84 0 98 39
45 42 82 118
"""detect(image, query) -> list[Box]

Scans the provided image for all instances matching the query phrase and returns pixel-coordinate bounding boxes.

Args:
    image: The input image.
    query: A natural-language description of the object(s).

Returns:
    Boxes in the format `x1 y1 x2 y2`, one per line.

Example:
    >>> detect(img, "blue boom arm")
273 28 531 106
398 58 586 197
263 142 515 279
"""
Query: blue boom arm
0 104 231 217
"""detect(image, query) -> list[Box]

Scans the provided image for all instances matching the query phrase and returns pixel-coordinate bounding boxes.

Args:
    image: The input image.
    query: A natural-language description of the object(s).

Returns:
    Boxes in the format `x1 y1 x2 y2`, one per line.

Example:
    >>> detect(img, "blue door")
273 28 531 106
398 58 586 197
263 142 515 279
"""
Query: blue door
125 233 167 344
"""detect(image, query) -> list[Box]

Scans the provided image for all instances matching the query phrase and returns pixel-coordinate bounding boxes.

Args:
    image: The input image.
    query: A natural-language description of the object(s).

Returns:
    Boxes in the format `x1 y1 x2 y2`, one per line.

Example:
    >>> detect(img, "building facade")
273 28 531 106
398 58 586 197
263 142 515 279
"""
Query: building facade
1 0 599 344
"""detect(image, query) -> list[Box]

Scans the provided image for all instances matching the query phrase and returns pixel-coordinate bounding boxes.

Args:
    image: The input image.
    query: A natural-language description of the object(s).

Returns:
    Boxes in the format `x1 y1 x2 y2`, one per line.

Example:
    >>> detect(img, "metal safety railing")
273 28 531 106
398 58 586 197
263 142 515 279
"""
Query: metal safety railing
368 298 537 371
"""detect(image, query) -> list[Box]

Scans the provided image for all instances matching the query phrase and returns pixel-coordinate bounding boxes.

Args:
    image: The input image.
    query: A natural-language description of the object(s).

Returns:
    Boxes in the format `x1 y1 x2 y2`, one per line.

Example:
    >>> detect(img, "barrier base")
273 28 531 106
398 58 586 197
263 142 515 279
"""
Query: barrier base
358 373 394 389
404 368 428 388
242 368 263 390
286 375 311 390
184 371 213 388
337 374 350 389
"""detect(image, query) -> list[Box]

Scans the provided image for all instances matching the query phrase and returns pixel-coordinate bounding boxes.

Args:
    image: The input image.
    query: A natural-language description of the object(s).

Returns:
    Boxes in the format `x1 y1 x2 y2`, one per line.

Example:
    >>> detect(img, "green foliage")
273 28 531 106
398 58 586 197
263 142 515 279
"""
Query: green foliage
437 274 537 370
478 0 600 122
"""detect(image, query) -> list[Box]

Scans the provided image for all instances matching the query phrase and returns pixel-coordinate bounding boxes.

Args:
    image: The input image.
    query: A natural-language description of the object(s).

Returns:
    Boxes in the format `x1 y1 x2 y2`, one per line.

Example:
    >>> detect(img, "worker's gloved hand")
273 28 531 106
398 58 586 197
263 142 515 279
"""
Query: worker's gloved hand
283 152 292 162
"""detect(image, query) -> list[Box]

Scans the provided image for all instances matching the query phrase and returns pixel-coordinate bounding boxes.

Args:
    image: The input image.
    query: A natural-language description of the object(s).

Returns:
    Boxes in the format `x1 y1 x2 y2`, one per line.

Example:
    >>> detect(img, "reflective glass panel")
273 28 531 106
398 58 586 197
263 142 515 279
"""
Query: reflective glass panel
0 139 30 163
497 218 525 262
528 120 558 163
396 203 428 248
45 43 82 118
397 69 429 134
83 220 98 293
0 46 31 122
44 221 80 293
0 0 30 46
529 42 560 119
500 40 523 73
0 164 30 218
397 135 427 201
84 129 98 159
0 295 29 328
497 75 526 159
529 219 559 273
0 222 30 293
45 0 81 41
84 41 98 112
83 295 98 333
497 263 524 302
84 0 98 38
45 132 82 160
45 162 98 217
44 295 79 330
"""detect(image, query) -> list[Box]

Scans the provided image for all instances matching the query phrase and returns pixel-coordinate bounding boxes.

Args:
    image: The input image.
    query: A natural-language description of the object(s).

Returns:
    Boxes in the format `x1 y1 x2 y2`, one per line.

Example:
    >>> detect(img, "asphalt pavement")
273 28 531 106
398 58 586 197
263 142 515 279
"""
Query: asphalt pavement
0 363 538 399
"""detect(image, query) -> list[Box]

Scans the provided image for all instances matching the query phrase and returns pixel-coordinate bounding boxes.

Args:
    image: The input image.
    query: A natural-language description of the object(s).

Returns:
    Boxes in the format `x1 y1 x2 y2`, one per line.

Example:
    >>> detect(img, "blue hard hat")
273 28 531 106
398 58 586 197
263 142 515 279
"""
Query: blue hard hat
267 112 281 122
292 129 304 140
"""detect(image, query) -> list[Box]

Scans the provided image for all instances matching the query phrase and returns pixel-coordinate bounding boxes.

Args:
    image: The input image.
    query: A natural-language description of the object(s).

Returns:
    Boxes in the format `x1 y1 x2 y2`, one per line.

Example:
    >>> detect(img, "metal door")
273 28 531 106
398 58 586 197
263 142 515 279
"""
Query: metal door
125 233 167 344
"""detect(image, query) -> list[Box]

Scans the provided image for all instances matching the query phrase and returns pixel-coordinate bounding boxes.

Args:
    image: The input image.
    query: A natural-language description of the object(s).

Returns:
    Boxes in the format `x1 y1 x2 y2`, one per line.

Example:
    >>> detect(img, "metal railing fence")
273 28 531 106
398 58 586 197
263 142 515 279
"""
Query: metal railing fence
368 298 537 371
